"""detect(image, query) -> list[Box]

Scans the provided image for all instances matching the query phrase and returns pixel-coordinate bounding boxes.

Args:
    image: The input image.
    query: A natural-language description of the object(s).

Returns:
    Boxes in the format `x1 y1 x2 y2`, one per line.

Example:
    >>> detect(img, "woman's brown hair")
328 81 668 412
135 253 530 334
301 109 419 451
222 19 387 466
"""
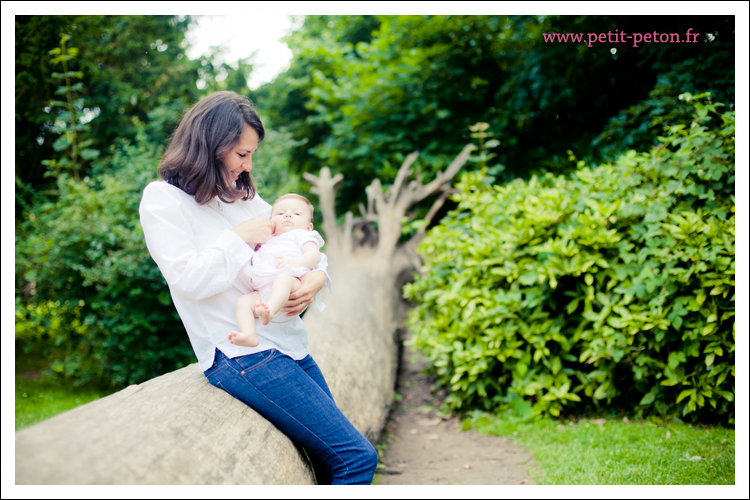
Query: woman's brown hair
158 91 265 205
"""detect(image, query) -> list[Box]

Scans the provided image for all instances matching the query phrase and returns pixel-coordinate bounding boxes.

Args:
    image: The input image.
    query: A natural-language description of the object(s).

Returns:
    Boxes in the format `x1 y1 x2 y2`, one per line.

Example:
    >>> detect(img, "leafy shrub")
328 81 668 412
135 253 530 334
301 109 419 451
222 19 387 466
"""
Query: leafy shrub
591 46 735 165
15 132 193 387
404 95 735 423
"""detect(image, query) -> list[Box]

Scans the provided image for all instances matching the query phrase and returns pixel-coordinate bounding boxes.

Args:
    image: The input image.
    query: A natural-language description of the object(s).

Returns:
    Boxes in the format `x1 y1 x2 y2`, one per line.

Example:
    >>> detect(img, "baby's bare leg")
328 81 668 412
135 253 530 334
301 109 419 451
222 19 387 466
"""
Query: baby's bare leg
229 291 262 347
256 275 302 325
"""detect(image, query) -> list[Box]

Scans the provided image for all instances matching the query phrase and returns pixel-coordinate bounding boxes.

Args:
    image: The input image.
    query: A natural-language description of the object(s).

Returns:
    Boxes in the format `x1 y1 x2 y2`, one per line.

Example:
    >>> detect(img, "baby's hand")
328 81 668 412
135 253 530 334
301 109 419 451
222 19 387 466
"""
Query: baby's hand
275 256 294 269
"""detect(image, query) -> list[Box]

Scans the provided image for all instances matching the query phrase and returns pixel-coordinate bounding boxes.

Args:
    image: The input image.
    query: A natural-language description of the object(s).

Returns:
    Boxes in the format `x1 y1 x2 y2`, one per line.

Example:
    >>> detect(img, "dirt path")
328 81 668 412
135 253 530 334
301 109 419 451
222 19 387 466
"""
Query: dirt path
374 330 538 485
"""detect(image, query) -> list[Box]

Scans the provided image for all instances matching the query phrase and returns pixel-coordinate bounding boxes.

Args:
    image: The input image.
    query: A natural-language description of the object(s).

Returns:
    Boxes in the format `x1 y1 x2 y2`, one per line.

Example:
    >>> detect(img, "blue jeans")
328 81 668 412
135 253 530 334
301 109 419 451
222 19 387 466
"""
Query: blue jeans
203 348 378 485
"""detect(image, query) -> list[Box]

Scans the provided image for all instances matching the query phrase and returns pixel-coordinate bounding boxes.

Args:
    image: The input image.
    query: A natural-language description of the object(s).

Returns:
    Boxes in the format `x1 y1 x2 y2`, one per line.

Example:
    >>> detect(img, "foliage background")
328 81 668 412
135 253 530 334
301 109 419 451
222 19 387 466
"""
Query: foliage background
405 96 735 423
14 13 735 425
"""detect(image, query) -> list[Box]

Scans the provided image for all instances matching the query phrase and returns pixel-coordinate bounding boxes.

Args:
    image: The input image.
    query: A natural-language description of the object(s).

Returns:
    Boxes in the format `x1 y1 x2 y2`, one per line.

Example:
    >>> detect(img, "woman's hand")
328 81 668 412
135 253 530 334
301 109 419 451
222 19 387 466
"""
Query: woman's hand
282 271 326 316
231 218 275 244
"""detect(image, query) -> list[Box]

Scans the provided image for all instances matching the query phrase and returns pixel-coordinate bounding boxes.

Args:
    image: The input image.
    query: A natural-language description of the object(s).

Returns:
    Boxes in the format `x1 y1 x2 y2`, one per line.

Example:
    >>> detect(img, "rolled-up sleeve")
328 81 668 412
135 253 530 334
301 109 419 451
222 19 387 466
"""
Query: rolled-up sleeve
309 237 332 311
139 183 254 302
312 252 332 294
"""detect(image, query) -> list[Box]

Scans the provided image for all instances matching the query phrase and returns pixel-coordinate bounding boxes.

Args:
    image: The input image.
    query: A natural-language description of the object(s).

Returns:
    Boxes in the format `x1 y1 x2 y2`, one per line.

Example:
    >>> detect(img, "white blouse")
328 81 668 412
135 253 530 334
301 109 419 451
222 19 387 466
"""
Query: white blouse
138 181 330 372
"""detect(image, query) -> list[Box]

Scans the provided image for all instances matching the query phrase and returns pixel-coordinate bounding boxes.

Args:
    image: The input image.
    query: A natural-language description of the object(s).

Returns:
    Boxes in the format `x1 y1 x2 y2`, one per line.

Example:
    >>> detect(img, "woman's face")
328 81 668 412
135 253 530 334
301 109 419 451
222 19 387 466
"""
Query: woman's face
223 125 260 186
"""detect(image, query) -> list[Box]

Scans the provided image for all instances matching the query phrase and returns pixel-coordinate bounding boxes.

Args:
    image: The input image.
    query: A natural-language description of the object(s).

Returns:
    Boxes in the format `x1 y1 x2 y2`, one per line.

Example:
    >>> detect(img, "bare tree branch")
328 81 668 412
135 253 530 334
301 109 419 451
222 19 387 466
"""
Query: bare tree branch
418 188 454 235
358 202 378 222
386 151 419 207
303 168 344 254
303 144 473 266
341 211 354 256
372 144 474 259
417 144 475 201
366 179 385 212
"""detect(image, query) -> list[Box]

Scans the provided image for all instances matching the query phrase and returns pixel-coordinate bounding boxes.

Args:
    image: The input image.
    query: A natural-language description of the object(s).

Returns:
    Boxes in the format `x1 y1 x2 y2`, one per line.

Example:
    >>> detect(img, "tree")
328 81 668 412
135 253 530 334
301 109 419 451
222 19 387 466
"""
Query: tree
14 15 260 387
253 15 735 214
15 15 258 218
16 17 188 190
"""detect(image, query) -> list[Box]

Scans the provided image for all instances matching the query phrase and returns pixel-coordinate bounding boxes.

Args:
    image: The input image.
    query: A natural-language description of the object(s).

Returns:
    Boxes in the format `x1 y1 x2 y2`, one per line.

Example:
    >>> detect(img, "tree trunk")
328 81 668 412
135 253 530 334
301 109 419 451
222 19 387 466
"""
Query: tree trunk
303 255 402 443
15 364 315 484
15 145 473 484
301 144 475 441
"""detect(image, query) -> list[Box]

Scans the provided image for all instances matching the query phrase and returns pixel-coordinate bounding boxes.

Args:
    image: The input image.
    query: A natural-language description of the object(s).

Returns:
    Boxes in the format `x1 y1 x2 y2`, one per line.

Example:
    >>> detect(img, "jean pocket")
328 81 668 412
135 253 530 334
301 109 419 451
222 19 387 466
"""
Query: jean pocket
214 379 229 393
205 363 229 387
234 348 277 373
203 348 226 374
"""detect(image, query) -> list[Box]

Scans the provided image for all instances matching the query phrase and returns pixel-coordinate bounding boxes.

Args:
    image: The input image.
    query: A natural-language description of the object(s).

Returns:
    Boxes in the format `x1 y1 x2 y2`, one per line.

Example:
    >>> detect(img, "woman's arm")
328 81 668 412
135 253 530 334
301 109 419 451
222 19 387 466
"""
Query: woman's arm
281 229 331 316
139 182 258 302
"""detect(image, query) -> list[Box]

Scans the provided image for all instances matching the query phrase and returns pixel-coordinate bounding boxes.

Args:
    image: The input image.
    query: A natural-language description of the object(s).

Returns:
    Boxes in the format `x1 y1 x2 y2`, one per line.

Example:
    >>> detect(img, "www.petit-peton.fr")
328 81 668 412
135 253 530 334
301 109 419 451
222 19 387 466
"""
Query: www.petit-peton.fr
542 29 709 48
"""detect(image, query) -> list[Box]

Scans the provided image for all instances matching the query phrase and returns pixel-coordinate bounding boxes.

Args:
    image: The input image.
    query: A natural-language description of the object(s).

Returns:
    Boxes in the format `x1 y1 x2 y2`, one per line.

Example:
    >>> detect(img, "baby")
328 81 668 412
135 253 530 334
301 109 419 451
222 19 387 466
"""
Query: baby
228 193 324 347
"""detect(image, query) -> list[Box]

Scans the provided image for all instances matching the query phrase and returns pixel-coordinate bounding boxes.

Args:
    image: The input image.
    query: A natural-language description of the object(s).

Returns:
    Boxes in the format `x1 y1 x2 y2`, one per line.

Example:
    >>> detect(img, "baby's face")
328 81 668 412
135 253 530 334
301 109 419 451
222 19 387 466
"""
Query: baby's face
271 199 313 235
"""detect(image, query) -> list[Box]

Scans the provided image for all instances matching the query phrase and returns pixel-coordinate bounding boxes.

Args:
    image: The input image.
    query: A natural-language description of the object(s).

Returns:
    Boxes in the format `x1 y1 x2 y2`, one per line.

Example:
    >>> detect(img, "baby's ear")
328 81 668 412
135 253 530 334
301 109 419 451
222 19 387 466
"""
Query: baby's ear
307 222 314 231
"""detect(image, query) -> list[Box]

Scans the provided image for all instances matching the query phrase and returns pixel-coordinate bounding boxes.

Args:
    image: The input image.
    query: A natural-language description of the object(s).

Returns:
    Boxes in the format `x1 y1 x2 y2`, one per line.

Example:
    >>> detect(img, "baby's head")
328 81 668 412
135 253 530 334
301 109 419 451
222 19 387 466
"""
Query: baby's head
271 194 314 235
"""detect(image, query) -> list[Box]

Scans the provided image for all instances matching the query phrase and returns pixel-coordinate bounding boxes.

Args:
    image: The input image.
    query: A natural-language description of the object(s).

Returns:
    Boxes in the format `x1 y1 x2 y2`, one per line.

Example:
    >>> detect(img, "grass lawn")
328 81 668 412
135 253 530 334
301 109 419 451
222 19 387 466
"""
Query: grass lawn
15 376 115 430
464 410 735 485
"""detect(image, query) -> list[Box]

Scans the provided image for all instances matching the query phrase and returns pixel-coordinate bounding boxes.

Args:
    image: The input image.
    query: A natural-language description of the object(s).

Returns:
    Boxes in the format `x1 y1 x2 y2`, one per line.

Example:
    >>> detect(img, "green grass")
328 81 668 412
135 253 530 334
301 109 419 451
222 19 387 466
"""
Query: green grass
463 410 735 485
15 376 114 430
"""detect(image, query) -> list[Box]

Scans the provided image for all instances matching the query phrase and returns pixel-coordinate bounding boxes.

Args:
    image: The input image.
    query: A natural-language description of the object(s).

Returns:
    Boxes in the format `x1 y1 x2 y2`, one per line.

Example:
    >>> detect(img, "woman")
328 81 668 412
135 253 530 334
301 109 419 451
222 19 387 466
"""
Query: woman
138 91 378 485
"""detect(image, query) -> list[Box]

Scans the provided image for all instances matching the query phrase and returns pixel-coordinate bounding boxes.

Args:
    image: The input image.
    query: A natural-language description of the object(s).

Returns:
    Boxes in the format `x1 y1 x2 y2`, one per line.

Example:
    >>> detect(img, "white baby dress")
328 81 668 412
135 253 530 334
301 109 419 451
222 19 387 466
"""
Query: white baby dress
241 228 325 295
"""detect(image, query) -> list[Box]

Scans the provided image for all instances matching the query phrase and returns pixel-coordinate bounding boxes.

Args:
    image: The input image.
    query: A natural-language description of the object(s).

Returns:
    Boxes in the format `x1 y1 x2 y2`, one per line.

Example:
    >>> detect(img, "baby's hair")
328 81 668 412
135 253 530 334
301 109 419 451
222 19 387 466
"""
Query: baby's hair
272 193 314 222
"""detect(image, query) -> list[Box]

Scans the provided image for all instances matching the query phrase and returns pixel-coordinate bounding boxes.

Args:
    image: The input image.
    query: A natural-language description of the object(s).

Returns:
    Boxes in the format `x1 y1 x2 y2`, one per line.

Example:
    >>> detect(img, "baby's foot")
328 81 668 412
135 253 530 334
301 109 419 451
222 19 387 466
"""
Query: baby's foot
228 330 259 347
256 300 271 325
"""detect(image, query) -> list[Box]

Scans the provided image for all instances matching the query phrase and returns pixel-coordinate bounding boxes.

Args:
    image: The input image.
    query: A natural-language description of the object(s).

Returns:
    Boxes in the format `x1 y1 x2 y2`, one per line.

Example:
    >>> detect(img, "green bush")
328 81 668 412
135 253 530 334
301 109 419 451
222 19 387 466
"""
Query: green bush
404 95 735 423
15 132 193 387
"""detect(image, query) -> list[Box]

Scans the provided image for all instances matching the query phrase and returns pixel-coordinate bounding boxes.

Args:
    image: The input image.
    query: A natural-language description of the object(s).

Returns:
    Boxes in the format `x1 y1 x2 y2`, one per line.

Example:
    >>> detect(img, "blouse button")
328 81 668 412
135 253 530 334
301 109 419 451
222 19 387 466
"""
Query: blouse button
241 370 246 375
